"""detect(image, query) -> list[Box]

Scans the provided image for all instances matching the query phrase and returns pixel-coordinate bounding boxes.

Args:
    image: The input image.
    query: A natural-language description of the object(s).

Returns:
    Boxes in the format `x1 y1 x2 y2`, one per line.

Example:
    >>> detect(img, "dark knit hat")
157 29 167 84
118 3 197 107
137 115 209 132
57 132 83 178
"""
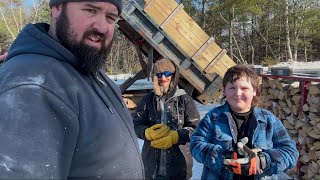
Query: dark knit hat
49 0 122 14
153 58 175 74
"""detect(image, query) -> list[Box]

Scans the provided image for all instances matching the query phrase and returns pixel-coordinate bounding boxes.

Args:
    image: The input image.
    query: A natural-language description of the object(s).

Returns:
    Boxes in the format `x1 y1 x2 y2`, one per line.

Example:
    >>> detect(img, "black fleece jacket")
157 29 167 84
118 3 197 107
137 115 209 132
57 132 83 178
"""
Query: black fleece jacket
0 23 144 179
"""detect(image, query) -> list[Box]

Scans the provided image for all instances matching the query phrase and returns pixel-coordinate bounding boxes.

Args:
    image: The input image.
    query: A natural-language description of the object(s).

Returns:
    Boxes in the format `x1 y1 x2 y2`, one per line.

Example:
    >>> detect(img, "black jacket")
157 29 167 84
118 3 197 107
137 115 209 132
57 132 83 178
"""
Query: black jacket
133 65 200 179
0 23 144 179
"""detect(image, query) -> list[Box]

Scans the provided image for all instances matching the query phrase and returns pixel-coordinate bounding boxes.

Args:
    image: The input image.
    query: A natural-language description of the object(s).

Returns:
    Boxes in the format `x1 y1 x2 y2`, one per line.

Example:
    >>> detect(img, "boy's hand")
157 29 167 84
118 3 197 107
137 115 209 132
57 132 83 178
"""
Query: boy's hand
224 138 264 176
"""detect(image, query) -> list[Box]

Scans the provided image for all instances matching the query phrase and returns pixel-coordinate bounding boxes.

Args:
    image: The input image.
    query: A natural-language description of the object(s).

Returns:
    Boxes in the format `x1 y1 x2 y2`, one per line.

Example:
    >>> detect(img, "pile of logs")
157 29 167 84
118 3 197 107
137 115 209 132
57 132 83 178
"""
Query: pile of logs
260 78 320 179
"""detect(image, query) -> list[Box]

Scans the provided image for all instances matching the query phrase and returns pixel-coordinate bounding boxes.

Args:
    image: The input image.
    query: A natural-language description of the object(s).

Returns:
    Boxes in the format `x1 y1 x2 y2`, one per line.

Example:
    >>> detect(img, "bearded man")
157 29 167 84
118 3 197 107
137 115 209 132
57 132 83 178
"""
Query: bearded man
133 58 200 180
0 0 144 179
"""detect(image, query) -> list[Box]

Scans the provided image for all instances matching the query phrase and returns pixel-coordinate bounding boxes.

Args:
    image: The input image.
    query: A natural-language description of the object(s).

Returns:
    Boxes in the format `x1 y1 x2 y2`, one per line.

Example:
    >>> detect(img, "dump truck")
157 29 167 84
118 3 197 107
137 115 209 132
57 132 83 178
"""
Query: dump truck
117 0 236 110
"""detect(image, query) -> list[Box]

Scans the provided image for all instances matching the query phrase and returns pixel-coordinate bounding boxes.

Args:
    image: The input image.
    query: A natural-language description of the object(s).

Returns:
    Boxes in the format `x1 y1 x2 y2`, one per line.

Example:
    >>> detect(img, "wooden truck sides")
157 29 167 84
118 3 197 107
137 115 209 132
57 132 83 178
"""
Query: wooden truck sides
118 0 236 110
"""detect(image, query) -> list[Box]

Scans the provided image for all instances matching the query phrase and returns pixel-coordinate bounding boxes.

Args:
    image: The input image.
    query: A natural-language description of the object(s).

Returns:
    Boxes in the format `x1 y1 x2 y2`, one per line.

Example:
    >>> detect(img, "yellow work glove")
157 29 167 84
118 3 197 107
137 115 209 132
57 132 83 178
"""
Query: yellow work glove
150 130 179 149
145 124 170 141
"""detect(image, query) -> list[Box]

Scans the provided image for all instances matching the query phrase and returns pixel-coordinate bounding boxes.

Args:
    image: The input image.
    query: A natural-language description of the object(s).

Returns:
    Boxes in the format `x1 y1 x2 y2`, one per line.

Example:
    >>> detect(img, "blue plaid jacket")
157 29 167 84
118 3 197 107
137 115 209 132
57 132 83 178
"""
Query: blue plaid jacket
190 103 299 180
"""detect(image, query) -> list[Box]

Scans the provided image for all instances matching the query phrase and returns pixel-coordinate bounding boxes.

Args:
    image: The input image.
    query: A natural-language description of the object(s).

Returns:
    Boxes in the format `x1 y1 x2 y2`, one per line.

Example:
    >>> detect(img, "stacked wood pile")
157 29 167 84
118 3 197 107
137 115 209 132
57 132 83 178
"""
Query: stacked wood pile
260 78 320 179
300 83 320 179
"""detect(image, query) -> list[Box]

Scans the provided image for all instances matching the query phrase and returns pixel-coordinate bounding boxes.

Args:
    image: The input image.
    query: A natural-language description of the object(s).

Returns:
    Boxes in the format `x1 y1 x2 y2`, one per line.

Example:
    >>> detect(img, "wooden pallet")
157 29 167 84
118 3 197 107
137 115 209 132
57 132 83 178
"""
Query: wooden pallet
144 0 236 77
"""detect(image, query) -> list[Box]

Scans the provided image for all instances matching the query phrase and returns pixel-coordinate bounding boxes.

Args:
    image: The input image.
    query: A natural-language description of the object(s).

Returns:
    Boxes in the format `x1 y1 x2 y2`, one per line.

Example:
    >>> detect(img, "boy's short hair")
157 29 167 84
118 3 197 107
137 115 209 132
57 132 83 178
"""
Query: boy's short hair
222 65 260 107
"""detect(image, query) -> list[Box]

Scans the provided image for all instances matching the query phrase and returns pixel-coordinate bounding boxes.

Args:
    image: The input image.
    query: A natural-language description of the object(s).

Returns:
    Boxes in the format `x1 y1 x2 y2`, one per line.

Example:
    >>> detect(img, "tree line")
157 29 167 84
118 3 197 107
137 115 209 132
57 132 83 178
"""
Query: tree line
1 0 320 74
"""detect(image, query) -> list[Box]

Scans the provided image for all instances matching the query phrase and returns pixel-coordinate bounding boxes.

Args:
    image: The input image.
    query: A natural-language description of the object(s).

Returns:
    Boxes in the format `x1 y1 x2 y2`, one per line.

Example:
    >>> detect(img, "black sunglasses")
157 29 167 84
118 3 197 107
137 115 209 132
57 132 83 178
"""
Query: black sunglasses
156 71 173 78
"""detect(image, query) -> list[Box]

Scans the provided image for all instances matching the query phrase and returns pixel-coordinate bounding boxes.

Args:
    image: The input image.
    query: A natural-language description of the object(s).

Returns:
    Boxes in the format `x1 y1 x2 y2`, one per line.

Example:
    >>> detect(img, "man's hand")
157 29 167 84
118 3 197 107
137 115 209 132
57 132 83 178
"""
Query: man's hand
145 124 170 141
224 138 264 176
150 130 178 149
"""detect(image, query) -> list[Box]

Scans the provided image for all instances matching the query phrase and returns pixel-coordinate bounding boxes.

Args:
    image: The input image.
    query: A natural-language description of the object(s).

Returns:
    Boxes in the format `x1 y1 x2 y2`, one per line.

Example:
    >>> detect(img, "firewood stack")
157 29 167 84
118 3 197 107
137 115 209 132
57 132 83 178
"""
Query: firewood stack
260 78 301 143
299 83 320 180
260 78 320 179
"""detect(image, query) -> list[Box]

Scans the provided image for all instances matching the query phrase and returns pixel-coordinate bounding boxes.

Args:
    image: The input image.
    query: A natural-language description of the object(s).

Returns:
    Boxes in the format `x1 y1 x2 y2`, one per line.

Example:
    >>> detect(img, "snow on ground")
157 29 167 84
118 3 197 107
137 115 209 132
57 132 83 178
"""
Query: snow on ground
253 61 320 75
273 61 320 69
110 74 219 179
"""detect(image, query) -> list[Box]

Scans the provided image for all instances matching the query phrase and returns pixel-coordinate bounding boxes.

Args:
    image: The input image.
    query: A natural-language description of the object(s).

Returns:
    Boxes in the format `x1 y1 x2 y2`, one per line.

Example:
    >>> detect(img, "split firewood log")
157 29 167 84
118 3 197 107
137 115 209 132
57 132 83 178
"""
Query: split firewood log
307 129 320 139
295 120 305 129
283 120 294 129
292 95 301 105
308 83 320 95
262 80 270 88
261 88 268 95
315 150 320 159
286 98 293 108
313 141 320 151
309 161 319 173
283 107 292 115
303 103 309 112
309 103 320 113
307 94 320 105
309 113 320 123
268 79 277 89
289 81 300 90
290 88 300 96
291 105 298 115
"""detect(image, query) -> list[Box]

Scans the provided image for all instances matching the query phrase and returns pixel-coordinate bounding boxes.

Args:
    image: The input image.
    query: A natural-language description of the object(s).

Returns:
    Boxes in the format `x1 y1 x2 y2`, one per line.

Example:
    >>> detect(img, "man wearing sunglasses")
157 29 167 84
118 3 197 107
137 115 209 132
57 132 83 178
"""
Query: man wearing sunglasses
133 58 200 179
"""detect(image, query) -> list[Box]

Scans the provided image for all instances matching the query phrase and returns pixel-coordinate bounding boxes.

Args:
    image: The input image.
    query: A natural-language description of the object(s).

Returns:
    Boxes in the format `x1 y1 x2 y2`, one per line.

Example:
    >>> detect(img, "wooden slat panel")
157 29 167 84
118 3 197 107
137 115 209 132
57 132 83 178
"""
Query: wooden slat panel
212 60 228 76
196 56 225 77
143 0 236 77
170 15 233 74
145 0 152 4
221 55 236 70
144 4 167 25
204 49 227 74
174 10 209 46
164 23 197 57
154 1 202 55
192 37 215 60
164 10 210 58
160 4 184 29
198 43 221 62
195 42 235 76
144 0 177 25
145 0 206 56
144 0 157 10
195 48 228 77
166 12 205 52
158 0 178 14
194 43 221 67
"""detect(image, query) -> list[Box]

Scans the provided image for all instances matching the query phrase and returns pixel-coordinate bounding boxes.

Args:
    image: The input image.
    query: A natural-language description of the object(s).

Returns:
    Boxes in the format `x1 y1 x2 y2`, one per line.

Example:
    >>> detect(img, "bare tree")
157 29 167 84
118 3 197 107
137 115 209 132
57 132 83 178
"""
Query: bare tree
0 0 47 42
284 0 293 61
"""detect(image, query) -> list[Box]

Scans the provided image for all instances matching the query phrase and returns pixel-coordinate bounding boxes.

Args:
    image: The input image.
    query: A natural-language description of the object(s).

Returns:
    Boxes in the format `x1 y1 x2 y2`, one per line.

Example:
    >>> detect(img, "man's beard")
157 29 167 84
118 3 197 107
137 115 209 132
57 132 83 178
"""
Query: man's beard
160 85 170 95
55 5 112 73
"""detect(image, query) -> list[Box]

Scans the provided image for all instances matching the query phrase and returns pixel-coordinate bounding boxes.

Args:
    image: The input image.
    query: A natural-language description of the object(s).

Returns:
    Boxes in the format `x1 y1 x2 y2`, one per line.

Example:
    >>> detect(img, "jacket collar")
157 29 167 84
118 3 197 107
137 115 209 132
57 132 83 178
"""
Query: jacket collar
221 102 267 123
252 106 267 123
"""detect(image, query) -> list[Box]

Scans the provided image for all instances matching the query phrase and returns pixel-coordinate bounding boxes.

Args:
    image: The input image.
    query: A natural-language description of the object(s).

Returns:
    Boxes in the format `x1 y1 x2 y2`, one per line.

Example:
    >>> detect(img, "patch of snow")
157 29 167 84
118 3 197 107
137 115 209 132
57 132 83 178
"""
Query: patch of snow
109 74 154 90
272 61 320 69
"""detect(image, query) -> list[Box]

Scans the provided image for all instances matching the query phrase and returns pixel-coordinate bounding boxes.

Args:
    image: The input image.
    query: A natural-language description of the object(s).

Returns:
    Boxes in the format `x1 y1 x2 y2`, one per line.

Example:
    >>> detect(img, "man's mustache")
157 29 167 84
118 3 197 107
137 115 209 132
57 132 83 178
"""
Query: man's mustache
83 30 107 43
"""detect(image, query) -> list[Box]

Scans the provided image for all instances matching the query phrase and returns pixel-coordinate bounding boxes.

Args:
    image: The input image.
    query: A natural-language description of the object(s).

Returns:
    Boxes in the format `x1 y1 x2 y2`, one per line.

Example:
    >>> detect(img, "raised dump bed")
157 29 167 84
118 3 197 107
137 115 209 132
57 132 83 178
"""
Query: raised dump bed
118 0 236 108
